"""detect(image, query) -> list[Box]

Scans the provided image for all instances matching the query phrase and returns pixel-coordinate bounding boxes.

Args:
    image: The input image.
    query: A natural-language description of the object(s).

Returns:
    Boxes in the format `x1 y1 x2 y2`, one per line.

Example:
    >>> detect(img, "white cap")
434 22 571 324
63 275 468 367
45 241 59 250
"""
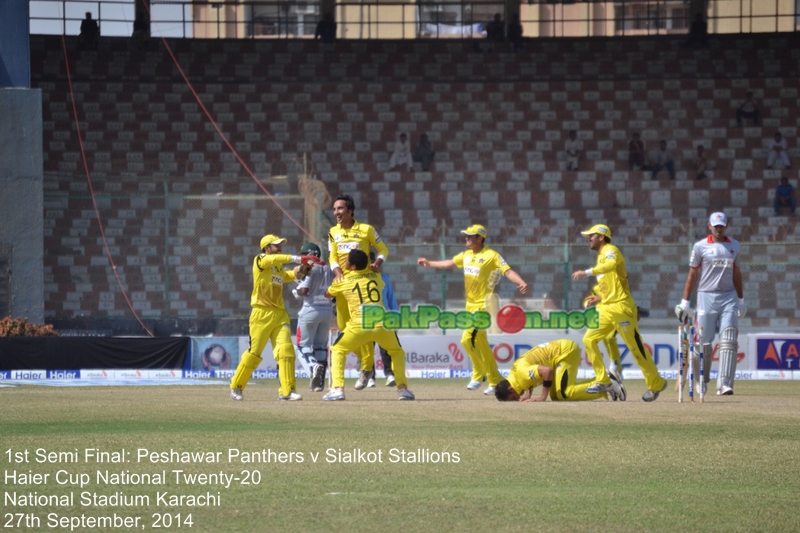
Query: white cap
708 212 727 226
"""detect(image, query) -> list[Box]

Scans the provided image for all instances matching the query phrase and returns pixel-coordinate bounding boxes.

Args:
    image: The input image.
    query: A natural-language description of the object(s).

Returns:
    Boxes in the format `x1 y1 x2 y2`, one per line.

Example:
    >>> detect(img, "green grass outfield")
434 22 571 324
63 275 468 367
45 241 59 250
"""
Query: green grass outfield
3 380 800 533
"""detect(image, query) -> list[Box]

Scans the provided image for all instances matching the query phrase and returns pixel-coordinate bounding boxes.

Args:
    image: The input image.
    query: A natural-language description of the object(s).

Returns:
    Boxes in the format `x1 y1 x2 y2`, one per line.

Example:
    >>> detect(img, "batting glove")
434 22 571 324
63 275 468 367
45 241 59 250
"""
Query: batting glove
298 263 315 280
674 299 693 323
300 254 324 267
738 298 747 319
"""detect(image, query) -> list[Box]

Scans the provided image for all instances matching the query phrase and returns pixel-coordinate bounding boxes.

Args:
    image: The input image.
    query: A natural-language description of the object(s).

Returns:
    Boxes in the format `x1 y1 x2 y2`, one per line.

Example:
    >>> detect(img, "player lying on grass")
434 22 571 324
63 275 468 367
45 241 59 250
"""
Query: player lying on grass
494 339 625 402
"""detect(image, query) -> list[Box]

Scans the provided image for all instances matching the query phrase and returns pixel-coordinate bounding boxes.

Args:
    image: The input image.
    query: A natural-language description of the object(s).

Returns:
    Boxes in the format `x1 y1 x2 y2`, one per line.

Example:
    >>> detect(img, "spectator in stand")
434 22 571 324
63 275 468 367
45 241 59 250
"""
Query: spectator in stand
131 12 150 50
485 13 505 43
413 133 435 172
693 144 708 180
736 91 760 127
507 13 523 52
767 131 791 169
683 12 709 49
78 12 99 50
388 133 413 171
648 140 676 180
564 129 582 172
628 132 645 171
774 176 796 215
315 13 337 43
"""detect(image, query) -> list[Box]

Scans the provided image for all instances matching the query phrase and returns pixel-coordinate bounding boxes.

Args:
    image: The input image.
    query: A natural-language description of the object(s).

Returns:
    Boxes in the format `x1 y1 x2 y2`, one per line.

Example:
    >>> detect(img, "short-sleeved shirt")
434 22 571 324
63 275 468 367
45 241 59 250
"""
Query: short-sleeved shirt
296 263 335 309
689 235 741 293
507 340 577 393
326 268 386 327
452 246 510 312
327 220 389 273
250 253 297 309
589 243 633 306
776 183 794 200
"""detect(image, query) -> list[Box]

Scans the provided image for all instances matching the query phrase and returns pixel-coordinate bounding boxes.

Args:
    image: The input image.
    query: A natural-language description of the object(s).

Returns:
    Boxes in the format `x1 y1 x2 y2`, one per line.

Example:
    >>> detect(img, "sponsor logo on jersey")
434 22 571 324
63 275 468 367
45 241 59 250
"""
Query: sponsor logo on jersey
272 274 283 285
338 242 359 253
464 266 481 277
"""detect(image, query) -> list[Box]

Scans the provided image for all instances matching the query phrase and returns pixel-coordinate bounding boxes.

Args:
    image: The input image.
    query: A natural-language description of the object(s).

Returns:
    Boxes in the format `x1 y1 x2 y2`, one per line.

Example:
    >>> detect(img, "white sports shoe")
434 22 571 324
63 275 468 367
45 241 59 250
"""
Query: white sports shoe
323 388 346 401
278 392 302 401
483 386 496 395
385 375 396 387
310 364 326 392
367 377 376 388
230 388 243 401
717 385 733 396
354 370 373 391
466 380 482 390
586 381 613 395
642 380 669 402
397 387 415 400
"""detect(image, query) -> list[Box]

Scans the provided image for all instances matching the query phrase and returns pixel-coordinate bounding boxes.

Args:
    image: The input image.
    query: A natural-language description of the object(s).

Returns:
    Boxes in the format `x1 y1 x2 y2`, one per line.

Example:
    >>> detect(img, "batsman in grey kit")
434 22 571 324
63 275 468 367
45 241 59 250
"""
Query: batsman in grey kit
675 212 746 396
294 243 335 391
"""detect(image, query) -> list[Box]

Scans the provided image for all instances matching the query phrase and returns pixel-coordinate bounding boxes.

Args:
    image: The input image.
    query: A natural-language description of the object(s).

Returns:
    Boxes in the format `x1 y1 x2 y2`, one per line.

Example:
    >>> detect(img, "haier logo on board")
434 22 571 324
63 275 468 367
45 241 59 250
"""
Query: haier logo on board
12 370 46 379
184 370 212 378
757 339 800 370
47 370 80 379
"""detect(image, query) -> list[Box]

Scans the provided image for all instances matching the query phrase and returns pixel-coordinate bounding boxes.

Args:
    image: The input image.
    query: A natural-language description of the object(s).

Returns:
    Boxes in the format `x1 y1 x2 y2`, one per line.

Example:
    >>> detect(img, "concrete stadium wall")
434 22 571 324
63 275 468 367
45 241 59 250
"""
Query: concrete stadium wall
0 88 44 322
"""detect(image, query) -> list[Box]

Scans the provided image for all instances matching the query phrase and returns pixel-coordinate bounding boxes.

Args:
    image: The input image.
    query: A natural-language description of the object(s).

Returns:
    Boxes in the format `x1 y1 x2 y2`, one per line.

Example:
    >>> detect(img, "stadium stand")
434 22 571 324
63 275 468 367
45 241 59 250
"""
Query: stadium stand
31 33 799 330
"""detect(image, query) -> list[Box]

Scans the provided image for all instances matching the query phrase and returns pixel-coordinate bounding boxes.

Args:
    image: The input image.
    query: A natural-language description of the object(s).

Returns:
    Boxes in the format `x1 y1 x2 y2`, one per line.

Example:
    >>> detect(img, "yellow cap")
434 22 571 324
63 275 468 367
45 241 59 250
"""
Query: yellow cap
460 224 487 238
580 224 612 239
260 234 287 249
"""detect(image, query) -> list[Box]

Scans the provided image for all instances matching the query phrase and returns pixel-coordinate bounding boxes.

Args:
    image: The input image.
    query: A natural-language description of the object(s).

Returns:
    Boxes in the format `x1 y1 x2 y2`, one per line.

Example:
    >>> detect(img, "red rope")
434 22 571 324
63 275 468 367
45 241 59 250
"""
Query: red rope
140 0 314 237
60 34 155 337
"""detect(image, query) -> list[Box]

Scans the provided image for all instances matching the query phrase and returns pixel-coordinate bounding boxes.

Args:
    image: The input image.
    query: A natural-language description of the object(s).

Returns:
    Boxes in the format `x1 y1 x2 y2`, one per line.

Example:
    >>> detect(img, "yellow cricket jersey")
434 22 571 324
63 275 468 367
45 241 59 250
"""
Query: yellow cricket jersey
326 268 386 327
589 243 634 306
327 220 389 272
452 246 510 312
507 340 575 393
249 253 297 309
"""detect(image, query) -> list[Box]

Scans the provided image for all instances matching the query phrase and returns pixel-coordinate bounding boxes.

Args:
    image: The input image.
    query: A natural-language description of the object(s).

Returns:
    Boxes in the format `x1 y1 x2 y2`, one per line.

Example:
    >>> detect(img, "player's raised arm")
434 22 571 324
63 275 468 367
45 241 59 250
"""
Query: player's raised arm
417 257 456 269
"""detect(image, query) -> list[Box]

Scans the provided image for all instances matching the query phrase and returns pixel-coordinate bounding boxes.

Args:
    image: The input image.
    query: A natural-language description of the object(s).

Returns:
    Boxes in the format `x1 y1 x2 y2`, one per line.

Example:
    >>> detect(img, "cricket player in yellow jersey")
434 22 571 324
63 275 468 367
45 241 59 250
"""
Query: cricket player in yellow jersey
417 224 529 396
322 249 414 401
327 194 390 390
572 224 668 402
494 339 625 402
230 235 320 402
584 285 651 381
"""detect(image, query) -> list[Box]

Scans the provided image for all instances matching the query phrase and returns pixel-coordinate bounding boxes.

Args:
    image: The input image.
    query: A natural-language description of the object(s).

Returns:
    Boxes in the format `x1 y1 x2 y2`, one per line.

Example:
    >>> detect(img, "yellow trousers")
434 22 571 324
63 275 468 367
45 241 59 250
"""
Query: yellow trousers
550 341 607 401
330 324 407 389
335 296 374 371
584 301 665 391
461 328 503 387
231 307 296 397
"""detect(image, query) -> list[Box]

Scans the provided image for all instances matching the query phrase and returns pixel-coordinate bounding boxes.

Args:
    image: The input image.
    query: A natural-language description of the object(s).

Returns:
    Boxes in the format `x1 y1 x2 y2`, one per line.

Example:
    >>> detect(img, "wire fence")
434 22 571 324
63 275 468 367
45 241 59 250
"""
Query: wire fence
44 187 798 334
